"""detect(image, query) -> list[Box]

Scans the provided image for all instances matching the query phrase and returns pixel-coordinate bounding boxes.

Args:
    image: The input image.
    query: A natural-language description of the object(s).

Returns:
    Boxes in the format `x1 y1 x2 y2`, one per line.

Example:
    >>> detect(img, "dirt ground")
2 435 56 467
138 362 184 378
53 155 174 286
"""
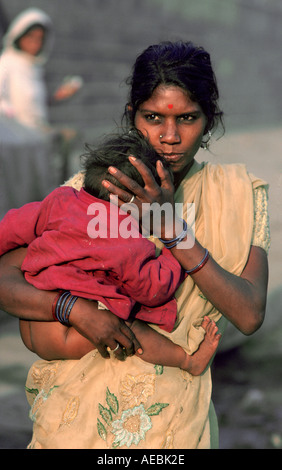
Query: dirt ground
212 321 282 449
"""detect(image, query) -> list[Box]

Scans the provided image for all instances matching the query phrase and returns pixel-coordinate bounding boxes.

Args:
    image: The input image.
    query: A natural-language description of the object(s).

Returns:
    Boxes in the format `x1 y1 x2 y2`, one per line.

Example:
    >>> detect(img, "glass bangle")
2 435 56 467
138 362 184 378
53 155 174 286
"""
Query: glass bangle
185 249 210 275
52 290 78 326
159 219 188 248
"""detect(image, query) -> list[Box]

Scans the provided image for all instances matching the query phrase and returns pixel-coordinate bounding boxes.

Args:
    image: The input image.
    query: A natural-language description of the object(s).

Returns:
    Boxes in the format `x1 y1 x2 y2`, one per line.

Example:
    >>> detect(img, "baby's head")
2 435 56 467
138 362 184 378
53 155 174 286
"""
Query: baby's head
82 129 169 201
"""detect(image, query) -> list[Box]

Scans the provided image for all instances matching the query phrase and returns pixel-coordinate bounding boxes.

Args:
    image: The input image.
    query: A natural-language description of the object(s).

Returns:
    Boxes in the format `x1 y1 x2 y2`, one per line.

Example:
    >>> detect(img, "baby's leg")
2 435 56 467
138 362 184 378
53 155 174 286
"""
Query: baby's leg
129 319 186 367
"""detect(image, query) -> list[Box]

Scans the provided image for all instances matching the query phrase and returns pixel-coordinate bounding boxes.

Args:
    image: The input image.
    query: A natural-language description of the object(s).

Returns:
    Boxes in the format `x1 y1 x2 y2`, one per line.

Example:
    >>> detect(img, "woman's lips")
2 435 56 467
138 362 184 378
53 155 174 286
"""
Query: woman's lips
163 153 184 162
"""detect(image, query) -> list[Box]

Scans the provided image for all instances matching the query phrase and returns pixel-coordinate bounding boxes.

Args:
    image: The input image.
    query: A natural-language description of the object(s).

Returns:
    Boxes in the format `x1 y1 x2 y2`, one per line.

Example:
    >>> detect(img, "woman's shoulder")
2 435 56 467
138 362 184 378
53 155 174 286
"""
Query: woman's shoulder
188 161 249 180
204 161 248 176
204 161 267 188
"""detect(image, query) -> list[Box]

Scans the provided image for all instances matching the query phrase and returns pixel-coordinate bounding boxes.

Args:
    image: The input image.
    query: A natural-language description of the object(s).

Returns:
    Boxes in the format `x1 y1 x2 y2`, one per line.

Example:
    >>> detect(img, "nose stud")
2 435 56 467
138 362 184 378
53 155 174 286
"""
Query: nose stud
160 134 163 139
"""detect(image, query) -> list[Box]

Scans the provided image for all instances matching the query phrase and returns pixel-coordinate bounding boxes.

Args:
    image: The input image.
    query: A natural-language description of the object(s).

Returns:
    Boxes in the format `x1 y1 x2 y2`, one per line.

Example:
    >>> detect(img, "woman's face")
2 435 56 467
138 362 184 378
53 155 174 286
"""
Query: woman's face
134 85 207 178
18 27 45 56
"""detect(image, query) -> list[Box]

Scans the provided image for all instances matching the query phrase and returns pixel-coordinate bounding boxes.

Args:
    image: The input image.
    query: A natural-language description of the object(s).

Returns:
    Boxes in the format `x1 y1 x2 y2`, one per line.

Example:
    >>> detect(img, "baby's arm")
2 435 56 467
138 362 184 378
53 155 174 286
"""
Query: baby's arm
19 319 94 360
131 316 221 376
0 201 42 256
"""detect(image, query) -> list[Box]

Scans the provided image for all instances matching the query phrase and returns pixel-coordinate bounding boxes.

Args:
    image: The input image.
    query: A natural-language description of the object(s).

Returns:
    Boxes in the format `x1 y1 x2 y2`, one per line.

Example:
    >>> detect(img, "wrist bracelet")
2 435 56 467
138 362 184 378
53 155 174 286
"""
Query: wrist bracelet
159 219 188 249
52 291 62 321
52 291 78 326
185 248 210 275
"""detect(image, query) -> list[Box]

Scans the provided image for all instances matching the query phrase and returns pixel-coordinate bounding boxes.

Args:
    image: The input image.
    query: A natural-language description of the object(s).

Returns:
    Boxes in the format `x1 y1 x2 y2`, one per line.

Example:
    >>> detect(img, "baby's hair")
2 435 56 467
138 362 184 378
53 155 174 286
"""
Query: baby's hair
81 129 169 201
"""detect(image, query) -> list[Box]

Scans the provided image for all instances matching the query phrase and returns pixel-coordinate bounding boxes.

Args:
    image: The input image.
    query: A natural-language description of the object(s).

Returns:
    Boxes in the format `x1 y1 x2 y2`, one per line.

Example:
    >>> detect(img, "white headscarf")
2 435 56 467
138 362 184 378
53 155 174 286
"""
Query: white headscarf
0 8 54 127
2 8 54 62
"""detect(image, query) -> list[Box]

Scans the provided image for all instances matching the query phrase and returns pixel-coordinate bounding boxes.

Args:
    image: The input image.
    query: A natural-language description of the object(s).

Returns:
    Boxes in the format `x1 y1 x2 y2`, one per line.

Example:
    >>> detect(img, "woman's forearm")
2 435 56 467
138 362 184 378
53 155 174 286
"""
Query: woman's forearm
0 248 142 357
0 248 55 320
171 237 268 335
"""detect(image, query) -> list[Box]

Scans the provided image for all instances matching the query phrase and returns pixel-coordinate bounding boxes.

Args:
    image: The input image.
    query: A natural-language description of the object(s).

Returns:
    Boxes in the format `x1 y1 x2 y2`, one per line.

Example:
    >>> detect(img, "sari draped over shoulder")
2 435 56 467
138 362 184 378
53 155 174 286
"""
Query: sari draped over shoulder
25 161 268 449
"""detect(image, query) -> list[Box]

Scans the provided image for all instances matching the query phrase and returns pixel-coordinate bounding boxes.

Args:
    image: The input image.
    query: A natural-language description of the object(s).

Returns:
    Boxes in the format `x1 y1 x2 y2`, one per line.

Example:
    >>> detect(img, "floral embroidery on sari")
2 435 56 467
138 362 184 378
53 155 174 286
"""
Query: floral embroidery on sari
60 396 80 427
120 373 155 408
30 363 59 389
154 364 164 375
26 385 59 422
25 363 61 422
97 373 169 448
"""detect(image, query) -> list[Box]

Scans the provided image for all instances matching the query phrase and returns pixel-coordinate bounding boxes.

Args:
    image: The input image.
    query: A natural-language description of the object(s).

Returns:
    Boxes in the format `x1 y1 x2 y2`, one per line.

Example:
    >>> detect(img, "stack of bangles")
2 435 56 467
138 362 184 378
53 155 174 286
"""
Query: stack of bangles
52 291 78 326
159 218 210 275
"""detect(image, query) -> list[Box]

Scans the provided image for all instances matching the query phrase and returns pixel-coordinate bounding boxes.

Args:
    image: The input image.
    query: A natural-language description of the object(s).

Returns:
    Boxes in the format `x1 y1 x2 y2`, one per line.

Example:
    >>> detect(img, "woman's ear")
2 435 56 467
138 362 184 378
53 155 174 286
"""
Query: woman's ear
125 103 135 127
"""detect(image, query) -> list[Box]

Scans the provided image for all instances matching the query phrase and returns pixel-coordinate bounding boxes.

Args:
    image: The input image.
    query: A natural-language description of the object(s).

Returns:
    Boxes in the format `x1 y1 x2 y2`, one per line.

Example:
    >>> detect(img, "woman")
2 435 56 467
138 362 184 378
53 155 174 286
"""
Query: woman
0 41 270 449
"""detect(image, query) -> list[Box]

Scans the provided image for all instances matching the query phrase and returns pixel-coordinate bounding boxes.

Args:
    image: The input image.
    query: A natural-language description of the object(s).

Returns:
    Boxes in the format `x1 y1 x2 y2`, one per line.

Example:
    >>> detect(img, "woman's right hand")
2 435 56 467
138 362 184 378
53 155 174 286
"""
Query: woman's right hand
69 298 142 359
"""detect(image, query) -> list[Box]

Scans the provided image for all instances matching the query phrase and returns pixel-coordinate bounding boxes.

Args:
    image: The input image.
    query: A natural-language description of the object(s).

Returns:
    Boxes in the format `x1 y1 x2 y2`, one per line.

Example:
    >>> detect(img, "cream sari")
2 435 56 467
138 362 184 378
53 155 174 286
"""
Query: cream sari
25 161 268 449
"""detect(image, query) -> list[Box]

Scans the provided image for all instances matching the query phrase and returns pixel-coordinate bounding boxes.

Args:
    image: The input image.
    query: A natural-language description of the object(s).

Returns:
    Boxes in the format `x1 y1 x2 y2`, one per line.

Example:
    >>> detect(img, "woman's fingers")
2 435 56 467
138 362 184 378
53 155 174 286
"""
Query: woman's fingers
97 324 143 360
102 156 174 205
102 177 140 206
70 300 142 360
128 156 161 190
156 160 175 193
122 323 143 355
129 157 174 195
113 325 143 358
108 163 148 200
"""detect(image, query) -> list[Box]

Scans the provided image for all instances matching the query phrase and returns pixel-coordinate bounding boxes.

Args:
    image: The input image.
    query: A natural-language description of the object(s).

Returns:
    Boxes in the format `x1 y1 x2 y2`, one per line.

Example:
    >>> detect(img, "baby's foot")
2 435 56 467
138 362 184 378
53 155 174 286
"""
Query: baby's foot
201 316 211 331
183 317 222 376
201 316 221 352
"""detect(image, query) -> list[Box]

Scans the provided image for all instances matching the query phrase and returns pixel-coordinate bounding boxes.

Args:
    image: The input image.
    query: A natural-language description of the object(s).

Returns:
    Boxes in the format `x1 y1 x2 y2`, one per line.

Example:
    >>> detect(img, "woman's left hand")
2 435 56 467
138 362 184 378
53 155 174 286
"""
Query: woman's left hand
103 156 174 206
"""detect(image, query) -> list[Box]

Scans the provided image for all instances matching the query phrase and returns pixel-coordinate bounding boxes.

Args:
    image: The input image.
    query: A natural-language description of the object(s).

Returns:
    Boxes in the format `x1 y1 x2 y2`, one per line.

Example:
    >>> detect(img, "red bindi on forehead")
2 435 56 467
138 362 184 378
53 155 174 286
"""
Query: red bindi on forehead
168 104 173 109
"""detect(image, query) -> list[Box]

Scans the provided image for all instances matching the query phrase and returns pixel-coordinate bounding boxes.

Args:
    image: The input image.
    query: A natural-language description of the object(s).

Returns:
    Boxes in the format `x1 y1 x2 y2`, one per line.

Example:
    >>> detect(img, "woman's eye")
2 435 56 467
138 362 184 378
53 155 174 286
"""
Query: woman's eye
145 114 161 122
179 114 195 122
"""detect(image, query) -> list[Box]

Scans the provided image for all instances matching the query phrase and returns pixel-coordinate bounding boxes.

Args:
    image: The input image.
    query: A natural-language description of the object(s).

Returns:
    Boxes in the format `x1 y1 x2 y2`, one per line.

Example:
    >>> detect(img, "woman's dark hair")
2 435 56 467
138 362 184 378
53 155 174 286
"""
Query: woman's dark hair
123 40 224 135
81 129 170 201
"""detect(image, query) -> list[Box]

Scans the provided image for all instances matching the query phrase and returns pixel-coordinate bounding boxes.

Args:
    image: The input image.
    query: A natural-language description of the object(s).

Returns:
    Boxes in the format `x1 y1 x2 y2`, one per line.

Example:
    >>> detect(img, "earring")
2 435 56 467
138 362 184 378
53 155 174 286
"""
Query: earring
201 131 212 150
